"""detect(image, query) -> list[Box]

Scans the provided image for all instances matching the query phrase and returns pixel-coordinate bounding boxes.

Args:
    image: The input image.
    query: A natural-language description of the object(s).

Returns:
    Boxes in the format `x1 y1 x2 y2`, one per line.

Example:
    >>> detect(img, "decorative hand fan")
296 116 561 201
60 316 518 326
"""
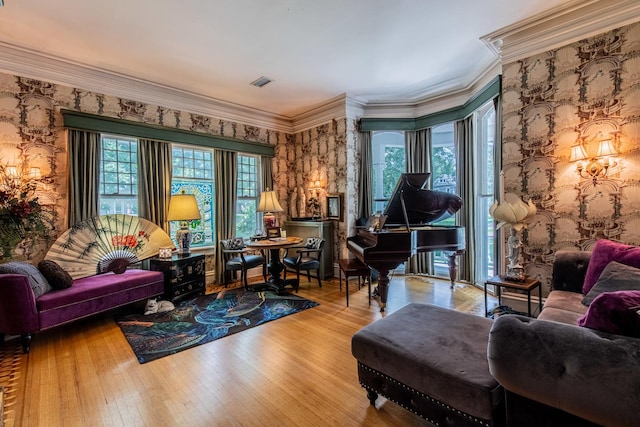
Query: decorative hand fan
45 214 175 279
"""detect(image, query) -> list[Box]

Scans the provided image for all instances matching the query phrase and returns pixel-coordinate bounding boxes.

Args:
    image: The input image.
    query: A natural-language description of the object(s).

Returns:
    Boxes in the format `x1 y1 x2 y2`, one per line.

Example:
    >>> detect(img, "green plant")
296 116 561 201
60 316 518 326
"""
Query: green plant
0 164 56 260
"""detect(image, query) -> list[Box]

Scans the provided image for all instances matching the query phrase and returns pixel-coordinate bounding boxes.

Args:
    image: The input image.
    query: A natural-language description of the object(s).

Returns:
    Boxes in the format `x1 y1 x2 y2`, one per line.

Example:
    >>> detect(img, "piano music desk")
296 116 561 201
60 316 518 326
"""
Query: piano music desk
338 258 371 307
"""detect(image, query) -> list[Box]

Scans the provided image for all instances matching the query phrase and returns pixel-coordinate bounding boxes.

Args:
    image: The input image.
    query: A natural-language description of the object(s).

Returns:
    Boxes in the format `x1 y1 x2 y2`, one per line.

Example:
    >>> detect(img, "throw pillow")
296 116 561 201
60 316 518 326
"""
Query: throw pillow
578 290 640 337
0 261 53 298
38 260 74 289
582 261 640 306
582 239 640 294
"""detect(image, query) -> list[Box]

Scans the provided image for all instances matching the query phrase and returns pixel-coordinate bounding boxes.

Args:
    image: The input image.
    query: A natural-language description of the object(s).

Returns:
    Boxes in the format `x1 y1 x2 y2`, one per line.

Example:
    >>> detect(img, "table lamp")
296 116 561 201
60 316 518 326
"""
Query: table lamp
167 191 201 255
257 189 283 230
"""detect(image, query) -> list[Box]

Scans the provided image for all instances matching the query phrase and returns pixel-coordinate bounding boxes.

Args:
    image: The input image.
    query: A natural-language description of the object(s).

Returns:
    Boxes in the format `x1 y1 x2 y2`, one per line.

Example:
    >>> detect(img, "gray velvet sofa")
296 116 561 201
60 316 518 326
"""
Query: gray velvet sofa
488 249 640 427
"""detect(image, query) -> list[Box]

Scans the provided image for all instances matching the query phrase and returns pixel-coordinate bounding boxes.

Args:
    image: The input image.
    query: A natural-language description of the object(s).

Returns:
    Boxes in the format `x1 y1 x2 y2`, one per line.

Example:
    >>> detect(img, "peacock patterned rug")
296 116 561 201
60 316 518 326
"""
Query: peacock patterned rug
115 288 319 363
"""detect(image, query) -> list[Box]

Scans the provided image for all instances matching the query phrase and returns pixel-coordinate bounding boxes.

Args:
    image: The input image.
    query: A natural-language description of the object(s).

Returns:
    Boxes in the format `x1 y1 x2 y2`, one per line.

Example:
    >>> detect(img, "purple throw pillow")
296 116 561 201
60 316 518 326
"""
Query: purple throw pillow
582 239 640 294
577 290 640 337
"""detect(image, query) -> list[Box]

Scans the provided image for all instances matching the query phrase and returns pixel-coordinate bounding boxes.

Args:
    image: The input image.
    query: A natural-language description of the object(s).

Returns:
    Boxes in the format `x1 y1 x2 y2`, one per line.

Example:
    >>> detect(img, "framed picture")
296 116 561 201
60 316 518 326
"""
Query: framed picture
266 227 281 238
326 193 344 221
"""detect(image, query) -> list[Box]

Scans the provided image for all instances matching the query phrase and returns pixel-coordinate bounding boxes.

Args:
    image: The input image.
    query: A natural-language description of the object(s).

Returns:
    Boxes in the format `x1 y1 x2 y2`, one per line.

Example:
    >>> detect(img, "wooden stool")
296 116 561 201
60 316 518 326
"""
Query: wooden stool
338 258 371 307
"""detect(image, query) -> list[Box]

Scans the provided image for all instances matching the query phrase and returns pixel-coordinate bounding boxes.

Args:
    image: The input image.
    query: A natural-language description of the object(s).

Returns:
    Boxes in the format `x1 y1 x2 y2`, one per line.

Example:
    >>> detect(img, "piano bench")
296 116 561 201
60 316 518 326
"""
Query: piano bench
351 303 505 427
338 258 371 307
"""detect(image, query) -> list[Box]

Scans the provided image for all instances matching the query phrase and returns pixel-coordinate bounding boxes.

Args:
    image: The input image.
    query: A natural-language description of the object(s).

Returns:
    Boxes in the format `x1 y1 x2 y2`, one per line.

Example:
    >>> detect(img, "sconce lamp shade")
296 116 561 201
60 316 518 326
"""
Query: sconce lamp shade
596 139 617 157
257 190 283 229
167 193 201 255
569 144 588 162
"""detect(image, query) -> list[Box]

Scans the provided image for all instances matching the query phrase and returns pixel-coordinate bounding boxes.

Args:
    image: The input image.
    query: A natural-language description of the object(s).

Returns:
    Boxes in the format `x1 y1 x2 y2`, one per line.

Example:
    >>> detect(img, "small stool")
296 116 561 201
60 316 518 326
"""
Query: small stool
338 258 371 307
352 303 505 426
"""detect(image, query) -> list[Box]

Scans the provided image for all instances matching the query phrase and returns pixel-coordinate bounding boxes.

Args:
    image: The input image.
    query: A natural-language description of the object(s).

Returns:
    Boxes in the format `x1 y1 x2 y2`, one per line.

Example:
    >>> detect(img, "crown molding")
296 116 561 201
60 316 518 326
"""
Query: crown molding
482 0 640 63
0 41 296 133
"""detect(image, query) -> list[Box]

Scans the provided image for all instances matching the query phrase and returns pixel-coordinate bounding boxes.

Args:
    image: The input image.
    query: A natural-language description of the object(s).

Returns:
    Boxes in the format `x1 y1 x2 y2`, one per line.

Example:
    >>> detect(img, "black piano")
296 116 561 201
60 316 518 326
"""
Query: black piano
347 173 465 311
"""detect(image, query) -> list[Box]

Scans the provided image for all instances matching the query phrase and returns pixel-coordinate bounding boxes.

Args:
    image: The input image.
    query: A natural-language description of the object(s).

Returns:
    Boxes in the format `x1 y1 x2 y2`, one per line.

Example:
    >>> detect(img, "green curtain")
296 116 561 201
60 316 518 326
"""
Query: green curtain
67 129 101 227
261 155 273 191
357 131 373 220
405 128 433 274
215 150 238 283
456 116 475 284
138 138 173 233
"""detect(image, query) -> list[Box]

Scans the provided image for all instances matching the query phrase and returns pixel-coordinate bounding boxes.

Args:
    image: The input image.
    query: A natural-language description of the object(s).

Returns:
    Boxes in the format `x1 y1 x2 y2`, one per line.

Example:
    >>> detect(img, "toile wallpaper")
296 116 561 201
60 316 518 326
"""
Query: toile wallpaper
502 21 640 295
0 71 354 280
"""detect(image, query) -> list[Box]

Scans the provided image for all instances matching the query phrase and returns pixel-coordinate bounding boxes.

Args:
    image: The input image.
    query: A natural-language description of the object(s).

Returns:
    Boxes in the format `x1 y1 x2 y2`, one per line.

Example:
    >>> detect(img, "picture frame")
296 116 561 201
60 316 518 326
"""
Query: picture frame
326 193 344 221
266 227 281 238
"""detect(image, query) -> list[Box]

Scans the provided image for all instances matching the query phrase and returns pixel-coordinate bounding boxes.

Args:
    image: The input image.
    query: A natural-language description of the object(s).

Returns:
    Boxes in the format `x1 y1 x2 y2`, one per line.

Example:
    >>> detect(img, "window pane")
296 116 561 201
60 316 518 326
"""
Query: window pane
371 131 405 212
99 134 138 214
236 154 260 238
171 145 216 248
431 123 456 273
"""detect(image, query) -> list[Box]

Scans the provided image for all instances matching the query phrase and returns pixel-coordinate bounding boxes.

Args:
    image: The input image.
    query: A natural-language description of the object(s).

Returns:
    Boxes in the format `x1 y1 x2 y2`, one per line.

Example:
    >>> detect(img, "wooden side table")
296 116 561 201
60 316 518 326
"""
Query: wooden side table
484 275 542 317
150 253 206 301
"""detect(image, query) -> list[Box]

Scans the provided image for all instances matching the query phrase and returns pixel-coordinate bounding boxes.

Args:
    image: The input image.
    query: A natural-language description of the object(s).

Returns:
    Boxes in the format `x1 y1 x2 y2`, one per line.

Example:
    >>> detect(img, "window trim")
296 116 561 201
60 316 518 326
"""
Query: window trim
62 110 275 157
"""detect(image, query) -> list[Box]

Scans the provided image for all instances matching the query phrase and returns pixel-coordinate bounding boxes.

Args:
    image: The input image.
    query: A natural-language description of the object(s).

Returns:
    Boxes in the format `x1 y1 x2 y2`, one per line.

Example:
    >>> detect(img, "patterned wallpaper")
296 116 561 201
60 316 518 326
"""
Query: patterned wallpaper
502 21 640 295
0 71 352 277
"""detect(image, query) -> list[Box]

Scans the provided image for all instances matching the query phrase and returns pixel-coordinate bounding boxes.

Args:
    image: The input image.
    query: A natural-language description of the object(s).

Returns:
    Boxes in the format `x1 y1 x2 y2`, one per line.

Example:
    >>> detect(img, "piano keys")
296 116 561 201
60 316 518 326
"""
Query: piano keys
347 173 465 311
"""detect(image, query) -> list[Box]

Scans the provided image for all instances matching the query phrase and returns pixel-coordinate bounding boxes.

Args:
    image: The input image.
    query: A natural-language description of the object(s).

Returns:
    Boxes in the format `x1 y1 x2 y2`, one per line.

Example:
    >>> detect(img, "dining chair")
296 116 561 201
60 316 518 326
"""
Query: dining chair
282 237 325 290
219 237 267 289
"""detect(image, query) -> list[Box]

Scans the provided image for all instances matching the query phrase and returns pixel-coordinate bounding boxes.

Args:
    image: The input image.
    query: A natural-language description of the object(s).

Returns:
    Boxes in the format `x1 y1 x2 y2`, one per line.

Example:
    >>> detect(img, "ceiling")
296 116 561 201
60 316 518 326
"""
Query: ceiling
0 0 579 118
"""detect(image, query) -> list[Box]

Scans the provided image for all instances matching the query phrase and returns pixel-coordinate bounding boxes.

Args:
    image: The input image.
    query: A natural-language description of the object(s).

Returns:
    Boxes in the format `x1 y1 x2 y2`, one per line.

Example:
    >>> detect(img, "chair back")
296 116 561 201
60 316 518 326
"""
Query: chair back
304 237 325 259
219 237 245 260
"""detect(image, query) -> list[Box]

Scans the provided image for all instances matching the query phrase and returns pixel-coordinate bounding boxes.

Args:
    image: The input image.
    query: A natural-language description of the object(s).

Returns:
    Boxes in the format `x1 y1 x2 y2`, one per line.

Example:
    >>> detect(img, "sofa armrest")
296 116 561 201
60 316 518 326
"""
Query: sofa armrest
551 250 591 293
487 314 640 427
0 274 40 335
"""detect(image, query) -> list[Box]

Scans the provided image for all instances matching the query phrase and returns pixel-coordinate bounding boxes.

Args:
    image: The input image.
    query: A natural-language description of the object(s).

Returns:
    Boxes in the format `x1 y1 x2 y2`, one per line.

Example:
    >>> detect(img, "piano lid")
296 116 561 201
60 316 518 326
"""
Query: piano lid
383 173 463 227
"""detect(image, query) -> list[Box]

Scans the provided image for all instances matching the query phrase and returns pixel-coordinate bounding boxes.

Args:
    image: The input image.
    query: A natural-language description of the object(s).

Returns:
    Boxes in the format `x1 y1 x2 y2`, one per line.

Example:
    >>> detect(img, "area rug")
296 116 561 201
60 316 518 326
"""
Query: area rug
115 289 319 363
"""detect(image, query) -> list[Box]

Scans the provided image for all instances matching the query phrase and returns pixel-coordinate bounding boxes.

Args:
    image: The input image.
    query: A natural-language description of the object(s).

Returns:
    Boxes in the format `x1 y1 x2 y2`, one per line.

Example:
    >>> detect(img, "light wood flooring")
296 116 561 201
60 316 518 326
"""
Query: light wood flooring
8 275 496 427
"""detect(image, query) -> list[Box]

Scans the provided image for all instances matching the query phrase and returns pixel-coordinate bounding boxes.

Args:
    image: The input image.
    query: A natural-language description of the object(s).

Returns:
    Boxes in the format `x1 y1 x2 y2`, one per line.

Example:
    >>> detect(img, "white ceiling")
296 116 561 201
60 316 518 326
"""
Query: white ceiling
0 0 581 118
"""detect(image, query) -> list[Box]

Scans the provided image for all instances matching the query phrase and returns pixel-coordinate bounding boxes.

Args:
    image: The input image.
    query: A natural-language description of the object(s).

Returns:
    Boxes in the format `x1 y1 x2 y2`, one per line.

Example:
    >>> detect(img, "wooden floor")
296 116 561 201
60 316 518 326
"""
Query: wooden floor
11 275 496 427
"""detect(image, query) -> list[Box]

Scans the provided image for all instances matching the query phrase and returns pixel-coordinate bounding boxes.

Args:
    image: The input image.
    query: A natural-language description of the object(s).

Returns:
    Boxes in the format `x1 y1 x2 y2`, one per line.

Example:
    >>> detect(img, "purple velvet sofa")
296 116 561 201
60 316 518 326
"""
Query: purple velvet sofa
0 268 164 353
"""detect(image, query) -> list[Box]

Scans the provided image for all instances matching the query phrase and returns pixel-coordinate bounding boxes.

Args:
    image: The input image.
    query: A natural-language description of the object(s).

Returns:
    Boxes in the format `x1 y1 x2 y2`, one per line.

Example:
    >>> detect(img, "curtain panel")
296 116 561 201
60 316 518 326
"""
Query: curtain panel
456 117 475 284
214 150 238 284
138 138 173 233
67 129 101 227
405 128 433 274
357 131 373 220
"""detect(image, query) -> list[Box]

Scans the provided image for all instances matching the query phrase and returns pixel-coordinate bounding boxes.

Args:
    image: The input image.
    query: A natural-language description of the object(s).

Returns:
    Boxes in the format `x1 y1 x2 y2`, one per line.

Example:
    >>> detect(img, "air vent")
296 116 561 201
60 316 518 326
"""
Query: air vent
250 76 273 88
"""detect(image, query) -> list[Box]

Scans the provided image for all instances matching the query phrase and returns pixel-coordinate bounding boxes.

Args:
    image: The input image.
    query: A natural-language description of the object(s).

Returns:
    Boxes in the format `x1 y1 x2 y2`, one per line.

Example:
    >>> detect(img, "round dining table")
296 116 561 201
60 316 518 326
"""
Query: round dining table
245 236 303 293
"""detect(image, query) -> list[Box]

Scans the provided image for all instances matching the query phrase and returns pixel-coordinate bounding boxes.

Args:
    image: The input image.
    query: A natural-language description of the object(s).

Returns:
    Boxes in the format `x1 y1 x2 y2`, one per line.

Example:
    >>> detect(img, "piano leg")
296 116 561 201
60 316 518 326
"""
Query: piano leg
446 250 464 288
376 268 391 312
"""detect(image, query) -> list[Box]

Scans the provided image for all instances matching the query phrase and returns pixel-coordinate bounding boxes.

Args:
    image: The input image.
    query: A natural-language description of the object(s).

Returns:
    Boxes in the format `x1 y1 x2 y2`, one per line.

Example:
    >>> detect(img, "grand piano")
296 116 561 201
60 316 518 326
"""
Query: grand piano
347 173 465 311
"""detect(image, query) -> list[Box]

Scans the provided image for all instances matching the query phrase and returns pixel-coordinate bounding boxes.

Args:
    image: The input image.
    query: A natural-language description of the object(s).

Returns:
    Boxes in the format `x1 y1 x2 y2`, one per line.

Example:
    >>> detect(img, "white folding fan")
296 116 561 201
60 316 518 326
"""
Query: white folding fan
45 214 175 279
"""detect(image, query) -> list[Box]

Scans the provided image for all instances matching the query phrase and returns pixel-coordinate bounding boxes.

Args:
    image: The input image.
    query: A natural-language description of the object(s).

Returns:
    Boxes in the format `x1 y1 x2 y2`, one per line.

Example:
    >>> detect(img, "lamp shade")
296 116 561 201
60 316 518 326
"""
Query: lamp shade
167 194 201 221
569 144 588 162
596 139 617 157
257 190 283 213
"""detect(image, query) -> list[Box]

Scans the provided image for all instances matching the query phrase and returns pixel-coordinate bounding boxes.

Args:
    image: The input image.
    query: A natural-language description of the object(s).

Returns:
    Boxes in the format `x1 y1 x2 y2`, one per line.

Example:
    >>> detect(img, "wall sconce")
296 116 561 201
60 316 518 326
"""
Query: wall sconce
570 139 618 184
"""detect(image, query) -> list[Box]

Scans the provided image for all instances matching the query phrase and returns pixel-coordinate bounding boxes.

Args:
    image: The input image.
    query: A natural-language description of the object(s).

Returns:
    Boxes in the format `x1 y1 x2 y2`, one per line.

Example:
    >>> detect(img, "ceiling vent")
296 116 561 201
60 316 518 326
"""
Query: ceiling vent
250 76 273 88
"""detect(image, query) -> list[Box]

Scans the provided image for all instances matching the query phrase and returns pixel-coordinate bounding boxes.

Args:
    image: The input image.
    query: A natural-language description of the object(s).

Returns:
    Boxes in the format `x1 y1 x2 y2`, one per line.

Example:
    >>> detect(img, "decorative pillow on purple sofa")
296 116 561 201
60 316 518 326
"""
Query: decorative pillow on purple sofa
582 239 640 294
578 290 640 337
38 260 73 289
582 261 640 306
0 261 52 298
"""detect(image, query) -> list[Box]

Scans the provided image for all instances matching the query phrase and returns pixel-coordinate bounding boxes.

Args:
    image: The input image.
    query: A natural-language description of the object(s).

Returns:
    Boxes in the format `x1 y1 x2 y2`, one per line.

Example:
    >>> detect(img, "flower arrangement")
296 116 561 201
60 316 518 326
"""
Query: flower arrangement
0 163 56 260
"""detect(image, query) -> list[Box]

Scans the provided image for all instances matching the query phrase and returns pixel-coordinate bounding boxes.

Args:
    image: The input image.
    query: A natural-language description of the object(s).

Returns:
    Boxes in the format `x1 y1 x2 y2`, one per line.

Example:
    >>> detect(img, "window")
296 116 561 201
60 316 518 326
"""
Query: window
430 123 456 274
474 102 496 282
371 131 405 212
236 154 260 238
171 146 215 248
99 134 138 215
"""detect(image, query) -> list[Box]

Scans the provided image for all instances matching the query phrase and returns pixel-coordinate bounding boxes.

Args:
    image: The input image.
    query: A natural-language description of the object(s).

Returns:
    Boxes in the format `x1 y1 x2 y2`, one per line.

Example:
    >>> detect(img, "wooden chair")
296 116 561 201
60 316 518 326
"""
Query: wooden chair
219 237 267 289
283 237 325 290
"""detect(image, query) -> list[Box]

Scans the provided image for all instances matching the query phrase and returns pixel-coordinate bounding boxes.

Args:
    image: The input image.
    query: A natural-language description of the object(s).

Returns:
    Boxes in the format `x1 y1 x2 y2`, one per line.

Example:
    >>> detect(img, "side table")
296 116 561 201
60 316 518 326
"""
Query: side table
150 253 206 301
484 275 542 318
